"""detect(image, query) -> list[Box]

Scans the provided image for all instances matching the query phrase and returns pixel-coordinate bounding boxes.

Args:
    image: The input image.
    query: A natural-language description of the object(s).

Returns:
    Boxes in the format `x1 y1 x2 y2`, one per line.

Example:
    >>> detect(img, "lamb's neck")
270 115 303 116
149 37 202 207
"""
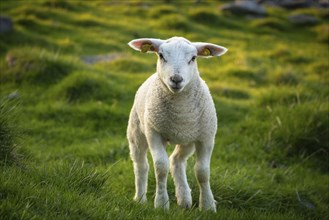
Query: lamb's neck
157 73 205 112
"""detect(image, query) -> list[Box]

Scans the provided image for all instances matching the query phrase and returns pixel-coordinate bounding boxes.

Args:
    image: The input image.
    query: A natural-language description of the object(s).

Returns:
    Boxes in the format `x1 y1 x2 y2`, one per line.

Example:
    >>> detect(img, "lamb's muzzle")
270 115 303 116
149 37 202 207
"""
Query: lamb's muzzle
169 74 183 91
127 36 227 212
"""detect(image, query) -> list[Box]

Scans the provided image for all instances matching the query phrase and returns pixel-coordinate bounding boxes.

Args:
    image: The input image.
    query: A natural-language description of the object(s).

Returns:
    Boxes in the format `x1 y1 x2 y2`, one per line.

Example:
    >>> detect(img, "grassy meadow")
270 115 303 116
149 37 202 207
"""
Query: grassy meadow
0 0 328 219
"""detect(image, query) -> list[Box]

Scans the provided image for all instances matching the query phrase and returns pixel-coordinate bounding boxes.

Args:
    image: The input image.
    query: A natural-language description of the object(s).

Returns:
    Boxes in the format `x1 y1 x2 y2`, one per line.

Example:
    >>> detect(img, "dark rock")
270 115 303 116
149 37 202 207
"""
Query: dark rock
258 0 281 7
221 0 267 16
289 14 319 25
0 16 13 34
259 0 324 9
319 0 329 8
279 0 316 9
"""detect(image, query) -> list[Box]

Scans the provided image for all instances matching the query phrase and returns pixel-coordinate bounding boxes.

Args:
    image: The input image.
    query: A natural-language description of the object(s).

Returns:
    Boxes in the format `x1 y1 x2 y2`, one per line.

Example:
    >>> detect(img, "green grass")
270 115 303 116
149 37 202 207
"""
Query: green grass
0 97 21 165
0 1 328 219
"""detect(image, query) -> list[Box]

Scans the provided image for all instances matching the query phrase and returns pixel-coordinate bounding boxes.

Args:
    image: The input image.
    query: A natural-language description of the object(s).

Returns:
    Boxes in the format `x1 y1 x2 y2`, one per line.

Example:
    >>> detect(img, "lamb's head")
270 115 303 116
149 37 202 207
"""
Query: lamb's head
128 37 227 93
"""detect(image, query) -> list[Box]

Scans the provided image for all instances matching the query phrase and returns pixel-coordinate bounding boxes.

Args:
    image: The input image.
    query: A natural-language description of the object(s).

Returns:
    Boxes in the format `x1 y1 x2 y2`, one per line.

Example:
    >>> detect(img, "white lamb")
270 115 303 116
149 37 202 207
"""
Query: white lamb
127 37 227 212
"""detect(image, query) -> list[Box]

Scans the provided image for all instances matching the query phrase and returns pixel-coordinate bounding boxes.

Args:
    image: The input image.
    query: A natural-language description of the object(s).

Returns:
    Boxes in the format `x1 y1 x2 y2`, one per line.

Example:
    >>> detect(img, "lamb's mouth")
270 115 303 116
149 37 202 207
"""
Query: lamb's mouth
169 84 183 93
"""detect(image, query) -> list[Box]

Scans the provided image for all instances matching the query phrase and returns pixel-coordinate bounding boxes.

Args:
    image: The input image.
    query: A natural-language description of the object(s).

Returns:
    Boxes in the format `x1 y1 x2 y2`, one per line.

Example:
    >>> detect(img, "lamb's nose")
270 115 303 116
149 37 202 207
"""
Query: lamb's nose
170 74 183 84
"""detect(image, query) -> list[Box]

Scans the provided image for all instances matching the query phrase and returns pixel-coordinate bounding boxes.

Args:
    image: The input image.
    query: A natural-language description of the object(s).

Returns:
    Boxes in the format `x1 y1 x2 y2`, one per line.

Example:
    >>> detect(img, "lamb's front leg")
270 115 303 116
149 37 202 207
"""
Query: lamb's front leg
146 128 170 209
195 140 216 212
169 144 195 209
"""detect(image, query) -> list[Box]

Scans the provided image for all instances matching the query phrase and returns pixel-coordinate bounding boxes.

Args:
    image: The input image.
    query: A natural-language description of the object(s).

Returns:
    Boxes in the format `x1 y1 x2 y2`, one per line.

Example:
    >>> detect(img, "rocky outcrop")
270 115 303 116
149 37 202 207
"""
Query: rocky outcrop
221 0 328 16
221 0 267 16
0 16 13 34
259 0 328 9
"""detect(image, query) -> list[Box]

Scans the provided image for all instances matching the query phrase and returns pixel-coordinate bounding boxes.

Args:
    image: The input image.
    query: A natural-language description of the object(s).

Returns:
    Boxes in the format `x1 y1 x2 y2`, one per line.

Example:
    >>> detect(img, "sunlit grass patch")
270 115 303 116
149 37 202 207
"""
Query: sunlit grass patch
72 13 106 27
96 56 154 74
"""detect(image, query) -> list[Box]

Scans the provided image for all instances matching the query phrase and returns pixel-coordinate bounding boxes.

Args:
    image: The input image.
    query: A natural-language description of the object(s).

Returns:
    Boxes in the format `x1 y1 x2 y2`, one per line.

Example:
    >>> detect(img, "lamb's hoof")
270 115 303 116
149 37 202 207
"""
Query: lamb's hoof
134 194 147 204
199 199 217 212
177 194 192 209
155 193 170 210
178 199 192 209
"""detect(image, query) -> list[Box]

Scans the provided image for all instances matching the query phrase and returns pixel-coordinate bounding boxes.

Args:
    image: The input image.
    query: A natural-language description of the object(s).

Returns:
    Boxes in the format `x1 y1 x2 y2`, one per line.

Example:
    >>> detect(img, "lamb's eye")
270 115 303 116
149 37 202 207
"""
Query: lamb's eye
189 56 196 64
159 53 166 62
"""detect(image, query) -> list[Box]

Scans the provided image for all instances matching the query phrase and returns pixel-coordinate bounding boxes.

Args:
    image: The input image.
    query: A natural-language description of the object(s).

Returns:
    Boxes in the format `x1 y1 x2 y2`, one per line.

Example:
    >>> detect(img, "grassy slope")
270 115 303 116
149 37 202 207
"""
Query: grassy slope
0 1 328 219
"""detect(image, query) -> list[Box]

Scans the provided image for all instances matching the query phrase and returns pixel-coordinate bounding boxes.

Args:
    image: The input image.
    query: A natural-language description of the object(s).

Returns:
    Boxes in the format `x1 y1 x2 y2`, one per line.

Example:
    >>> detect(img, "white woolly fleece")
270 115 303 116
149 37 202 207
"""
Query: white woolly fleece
127 37 227 212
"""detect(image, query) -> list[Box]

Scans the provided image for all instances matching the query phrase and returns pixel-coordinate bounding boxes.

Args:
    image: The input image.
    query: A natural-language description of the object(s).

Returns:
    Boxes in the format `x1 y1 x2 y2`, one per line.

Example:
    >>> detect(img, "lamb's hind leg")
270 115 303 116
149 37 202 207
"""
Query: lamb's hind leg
128 133 149 203
169 144 195 209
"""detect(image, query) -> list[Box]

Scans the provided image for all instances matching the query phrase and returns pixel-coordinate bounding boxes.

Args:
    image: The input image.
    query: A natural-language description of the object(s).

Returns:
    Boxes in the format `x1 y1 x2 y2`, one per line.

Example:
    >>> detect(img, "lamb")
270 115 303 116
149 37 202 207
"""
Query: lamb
127 37 227 212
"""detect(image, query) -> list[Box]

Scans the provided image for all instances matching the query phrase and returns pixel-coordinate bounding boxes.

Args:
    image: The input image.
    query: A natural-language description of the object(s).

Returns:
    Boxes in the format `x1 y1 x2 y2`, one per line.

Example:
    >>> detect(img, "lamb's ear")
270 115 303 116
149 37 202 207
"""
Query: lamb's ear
128 38 165 53
193 42 227 58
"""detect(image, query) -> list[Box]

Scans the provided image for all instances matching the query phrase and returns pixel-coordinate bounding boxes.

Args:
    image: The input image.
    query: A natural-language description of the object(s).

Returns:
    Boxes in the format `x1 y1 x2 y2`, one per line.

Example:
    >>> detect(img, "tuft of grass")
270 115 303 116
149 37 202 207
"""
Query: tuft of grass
309 61 329 79
157 14 191 32
266 103 329 171
15 15 39 28
270 46 291 59
40 160 108 193
96 56 153 74
189 8 219 25
225 67 268 86
50 71 115 104
211 86 250 100
189 7 242 30
258 87 309 107
42 0 76 11
73 13 104 27
313 24 329 43
0 47 77 85
0 161 109 219
274 72 300 86
148 5 177 18
0 97 21 165
251 17 287 31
